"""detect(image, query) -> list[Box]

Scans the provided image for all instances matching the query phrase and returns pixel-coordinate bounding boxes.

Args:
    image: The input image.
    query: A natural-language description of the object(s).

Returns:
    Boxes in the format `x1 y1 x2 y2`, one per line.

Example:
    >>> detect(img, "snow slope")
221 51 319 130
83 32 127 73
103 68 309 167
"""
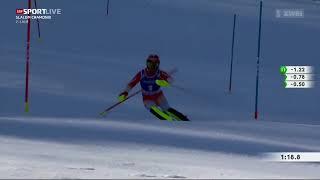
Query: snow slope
1 116 320 179
1 0 320 178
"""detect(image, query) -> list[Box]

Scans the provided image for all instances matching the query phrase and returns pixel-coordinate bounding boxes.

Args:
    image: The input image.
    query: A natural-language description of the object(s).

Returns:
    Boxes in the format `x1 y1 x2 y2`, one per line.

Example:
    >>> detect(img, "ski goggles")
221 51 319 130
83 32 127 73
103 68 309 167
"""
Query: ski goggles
147 60 159 70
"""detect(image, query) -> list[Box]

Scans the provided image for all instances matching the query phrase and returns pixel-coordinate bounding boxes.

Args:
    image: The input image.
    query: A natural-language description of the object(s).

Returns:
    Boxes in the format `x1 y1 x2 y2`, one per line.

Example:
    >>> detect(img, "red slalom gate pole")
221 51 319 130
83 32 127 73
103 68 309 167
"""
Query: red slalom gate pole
24 0 32 112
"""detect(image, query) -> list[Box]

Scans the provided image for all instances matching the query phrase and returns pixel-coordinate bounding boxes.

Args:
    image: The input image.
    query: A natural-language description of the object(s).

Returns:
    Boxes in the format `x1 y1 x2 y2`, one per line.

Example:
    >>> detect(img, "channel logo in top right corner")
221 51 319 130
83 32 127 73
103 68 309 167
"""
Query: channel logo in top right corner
275 9 304 18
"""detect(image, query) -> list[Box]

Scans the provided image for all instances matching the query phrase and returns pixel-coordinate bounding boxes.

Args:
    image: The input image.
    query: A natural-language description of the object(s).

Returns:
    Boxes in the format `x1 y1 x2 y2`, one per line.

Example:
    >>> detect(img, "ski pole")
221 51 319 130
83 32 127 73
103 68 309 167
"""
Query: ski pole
99 89 141 117
171 84 201 99
171 84 188 92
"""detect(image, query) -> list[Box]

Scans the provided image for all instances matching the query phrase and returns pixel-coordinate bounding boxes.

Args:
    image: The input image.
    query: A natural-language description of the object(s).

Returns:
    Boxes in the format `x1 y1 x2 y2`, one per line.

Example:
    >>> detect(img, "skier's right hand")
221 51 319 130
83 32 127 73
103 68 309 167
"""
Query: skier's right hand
118 91 128 102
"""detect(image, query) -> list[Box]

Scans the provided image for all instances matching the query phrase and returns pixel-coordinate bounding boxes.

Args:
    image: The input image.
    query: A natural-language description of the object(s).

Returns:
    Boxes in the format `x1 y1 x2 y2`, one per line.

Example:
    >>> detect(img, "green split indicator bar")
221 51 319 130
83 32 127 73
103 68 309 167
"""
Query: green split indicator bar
280 66 287 75
280 66 313 74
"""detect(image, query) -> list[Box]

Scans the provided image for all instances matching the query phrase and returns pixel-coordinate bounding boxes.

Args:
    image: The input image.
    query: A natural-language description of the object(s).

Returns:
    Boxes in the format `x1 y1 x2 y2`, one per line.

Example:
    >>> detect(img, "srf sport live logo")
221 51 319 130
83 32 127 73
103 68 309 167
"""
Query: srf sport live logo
16 8 62 15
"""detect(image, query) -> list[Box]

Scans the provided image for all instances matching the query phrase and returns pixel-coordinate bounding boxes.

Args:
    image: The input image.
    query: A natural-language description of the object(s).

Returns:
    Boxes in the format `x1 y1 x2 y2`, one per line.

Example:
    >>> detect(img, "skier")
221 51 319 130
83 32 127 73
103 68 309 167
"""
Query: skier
118 54 189 121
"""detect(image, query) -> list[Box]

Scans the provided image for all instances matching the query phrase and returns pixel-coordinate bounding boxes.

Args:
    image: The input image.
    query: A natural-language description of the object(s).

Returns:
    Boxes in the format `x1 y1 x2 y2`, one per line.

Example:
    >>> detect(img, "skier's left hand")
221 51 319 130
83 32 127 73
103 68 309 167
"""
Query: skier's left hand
155 79 170 87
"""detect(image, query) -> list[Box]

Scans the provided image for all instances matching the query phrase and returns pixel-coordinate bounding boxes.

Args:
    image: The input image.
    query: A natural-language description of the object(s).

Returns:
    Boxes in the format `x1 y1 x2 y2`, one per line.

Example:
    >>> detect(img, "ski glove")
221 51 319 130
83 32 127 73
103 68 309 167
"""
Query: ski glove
155 79 170 87
118 91 128 102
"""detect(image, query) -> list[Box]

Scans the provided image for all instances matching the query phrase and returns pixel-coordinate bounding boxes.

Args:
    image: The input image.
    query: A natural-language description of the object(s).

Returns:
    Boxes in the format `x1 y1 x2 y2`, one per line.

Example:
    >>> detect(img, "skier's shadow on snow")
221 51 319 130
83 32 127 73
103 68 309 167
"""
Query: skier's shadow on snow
0 118 312 156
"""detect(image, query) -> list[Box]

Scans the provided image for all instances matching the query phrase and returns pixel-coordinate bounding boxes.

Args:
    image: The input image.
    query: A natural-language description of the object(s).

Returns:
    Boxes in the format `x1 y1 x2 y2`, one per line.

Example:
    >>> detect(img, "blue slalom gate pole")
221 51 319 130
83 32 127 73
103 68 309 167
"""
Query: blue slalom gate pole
254 1 263 120
106 0 110 15
228 14 237 93
34 0 41 40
